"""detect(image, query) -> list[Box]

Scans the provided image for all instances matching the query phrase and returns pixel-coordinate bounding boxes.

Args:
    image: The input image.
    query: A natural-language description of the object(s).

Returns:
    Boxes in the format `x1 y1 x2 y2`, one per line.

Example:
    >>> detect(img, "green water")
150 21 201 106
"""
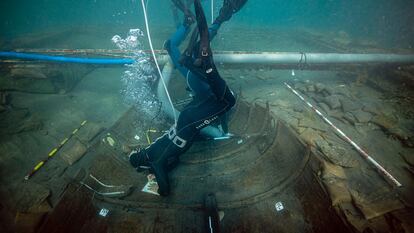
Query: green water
1 0 413 50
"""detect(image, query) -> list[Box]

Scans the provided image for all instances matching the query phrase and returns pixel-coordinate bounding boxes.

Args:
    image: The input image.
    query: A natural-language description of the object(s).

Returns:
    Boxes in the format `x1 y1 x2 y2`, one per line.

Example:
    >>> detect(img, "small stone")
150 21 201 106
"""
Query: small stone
370 115 398 131
316 139 359 168
351 110 373 123
388 127 411 143
294 83 305 89
324 87 334 96
315 83 326 93
318 102 330 114
401 153 414 166
362 103 381 115
299 117 328 132
322 161 347 180
293 105 304 113
298 86 307 93
323 95 342 110
307 85 316 92
332 86 352 98
340 98 361 113
343 112 356 125
292 125 306 134
300 128 324 146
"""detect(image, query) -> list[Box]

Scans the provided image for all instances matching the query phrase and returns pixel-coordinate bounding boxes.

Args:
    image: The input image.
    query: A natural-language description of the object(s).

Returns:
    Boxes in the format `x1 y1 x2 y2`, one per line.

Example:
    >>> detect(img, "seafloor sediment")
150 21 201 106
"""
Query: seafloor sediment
0 27 413 232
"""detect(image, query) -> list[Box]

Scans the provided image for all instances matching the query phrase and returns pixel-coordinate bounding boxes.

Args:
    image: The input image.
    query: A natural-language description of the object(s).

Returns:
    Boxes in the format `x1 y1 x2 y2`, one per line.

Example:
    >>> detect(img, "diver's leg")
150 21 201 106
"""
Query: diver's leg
129 127 192 196
129 93 233 196
174 89 235 147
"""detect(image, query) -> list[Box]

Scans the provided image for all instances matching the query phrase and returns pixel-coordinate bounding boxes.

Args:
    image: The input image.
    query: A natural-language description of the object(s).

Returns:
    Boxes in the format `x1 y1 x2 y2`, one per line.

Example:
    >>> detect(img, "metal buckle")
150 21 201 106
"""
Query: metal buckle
201 49 209 57
168 126 176 140
172 135 187 148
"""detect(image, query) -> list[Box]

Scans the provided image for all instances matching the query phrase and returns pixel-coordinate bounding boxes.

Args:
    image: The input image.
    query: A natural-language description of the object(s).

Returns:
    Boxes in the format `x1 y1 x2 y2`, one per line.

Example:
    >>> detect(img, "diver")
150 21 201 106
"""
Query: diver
129 0 248 196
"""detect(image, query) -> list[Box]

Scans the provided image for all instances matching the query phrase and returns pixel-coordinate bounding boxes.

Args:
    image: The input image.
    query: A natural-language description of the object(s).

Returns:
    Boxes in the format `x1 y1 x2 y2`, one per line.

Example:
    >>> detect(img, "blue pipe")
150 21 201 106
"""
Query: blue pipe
0 51 135 64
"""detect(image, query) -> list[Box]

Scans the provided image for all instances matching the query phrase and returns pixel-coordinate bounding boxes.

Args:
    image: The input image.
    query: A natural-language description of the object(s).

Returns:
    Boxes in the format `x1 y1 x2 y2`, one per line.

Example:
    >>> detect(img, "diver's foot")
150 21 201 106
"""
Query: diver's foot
129 149 151 172
150 161 170 196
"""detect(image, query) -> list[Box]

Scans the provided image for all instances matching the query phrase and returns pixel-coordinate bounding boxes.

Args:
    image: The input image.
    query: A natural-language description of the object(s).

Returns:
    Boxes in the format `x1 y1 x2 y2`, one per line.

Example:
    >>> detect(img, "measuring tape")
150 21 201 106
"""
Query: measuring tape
24 120 87 180
285 82 401 187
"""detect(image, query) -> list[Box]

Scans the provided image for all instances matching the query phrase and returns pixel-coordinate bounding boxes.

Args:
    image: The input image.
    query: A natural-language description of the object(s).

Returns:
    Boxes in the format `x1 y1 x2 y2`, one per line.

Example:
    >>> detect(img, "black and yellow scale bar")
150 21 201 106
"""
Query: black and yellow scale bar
24 120 87 180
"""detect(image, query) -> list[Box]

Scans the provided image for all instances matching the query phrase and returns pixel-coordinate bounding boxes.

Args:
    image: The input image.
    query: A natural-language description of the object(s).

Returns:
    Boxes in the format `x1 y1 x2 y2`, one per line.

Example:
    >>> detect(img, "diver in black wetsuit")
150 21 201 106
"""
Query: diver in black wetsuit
129 0 248 196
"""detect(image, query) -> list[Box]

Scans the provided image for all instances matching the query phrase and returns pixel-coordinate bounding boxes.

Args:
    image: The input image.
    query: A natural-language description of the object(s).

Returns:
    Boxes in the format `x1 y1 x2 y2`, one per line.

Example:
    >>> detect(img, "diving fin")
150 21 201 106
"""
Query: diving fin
172 0 196 26
213 0 248 25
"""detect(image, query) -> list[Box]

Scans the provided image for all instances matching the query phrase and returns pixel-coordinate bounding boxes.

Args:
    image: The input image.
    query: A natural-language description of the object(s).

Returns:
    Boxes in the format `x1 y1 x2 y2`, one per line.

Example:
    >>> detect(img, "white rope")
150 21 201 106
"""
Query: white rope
140 0 177 124
211 0 214 24
145 0 150 11
284 82 402 187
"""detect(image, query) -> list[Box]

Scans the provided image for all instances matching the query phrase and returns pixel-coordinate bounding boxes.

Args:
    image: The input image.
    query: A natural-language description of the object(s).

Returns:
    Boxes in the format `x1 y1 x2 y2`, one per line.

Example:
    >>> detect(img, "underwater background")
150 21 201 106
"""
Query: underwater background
1 0 413 50
1 1 414 232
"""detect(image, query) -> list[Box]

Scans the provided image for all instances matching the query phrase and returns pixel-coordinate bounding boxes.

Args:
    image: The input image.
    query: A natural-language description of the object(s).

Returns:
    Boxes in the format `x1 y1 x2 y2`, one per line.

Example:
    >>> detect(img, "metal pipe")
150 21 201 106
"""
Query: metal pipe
213 53 414 65
4 50 414 66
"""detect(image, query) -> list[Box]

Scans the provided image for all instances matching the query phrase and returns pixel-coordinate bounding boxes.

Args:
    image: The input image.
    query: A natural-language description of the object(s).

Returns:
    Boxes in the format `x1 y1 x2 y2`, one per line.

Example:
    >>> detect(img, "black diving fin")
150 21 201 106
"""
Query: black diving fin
171 0 196 26
214 0 248 25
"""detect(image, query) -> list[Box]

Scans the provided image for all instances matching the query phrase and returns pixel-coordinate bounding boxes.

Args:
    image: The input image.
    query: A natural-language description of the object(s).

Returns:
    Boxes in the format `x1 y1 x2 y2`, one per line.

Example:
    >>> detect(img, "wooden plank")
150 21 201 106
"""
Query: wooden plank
37 183 108 233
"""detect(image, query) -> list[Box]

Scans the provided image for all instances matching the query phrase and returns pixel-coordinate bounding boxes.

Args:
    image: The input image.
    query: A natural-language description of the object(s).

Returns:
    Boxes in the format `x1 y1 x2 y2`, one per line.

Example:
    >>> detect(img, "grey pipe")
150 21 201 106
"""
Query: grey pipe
156 52 414 66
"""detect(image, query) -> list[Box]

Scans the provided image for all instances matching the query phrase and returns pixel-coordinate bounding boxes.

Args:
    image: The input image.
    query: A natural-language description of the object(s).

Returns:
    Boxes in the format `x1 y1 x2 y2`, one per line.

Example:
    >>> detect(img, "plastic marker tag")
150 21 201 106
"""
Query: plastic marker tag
275 201 284 212
99 208 109 217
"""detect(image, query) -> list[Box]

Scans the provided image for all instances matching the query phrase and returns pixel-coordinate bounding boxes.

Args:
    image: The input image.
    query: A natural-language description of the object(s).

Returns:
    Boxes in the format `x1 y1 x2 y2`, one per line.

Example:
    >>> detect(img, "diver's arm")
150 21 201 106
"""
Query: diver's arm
165 24 190 76
169 24 190 47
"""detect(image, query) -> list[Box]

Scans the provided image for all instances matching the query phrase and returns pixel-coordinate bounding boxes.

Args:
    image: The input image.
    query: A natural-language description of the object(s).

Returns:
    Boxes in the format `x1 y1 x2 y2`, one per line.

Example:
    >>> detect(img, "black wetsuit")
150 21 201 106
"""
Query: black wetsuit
130 0 238 196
